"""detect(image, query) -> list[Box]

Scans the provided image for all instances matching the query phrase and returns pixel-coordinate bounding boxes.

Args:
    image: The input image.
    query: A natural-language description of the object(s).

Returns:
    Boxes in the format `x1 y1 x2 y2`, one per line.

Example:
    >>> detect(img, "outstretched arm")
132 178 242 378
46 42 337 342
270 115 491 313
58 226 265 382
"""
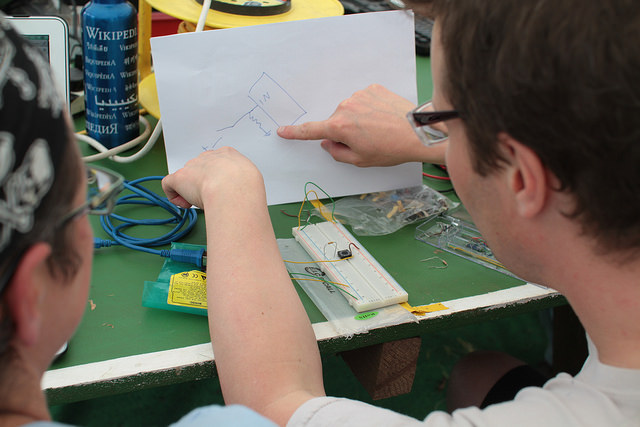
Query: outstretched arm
277 84 446 167
162 148 325 426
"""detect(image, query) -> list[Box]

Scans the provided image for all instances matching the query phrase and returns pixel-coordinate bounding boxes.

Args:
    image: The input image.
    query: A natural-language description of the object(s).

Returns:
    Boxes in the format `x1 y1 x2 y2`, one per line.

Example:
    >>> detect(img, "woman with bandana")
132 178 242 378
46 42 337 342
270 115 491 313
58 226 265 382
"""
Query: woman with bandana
0 18 276 426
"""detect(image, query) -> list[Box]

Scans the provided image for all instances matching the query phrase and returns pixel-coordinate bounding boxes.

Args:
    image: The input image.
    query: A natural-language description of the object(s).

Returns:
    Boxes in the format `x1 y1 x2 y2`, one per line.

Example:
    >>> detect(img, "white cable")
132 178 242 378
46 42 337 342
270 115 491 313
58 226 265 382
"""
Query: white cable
112 119 163 163
78 0 209 163
79 115 157 163
195 0 212 32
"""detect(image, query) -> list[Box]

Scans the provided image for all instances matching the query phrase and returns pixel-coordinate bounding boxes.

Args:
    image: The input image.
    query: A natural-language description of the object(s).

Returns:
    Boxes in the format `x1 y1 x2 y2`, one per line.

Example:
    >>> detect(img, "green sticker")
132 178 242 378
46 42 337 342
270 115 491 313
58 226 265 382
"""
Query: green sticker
354 311 379 321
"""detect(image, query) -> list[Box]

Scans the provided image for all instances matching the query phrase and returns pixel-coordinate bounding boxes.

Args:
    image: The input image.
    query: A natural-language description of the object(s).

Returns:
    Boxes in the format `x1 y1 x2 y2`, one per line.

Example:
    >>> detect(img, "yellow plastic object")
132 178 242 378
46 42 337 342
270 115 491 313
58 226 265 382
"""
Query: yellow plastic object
138 0 153 79
137 0 344 119
146 0 344 29
139 73 161 118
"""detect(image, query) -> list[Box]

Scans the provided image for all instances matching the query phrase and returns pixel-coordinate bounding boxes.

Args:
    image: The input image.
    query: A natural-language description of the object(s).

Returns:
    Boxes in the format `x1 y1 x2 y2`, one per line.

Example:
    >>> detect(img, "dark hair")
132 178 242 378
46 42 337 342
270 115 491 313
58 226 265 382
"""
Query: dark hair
431 0 640 254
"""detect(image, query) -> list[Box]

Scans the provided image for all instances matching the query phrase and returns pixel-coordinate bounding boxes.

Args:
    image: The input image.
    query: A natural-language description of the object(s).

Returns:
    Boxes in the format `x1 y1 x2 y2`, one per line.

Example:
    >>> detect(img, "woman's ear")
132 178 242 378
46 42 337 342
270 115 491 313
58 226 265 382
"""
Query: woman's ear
4 243 52 347
497 132 549 219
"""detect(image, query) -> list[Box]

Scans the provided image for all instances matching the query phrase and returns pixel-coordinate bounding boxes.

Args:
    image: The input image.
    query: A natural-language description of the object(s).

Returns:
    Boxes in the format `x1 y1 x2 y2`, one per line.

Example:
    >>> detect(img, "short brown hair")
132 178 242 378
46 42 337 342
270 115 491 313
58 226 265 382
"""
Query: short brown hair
430 0 640 254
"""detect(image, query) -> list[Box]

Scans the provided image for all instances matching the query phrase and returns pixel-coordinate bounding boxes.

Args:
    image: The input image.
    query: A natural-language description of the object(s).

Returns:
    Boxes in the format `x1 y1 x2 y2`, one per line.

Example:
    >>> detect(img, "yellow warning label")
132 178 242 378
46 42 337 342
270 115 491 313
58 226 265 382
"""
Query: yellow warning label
168 270 208 309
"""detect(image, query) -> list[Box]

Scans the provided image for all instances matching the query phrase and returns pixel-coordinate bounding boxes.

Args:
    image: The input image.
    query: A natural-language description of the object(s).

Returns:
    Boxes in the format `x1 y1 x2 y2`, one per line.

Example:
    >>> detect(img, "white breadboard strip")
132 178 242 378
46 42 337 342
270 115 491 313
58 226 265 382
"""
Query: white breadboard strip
292 222 408 312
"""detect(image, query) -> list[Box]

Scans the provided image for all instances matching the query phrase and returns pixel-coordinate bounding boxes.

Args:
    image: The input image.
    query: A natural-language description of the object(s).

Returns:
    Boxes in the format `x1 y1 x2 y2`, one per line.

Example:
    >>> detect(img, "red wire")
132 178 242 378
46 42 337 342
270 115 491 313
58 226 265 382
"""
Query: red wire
422 172 451 181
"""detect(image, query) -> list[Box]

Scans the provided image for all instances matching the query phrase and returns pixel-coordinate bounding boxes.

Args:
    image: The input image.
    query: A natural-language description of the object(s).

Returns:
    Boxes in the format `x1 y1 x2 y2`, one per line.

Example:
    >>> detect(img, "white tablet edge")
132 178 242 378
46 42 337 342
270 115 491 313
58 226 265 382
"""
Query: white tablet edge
6 15 70 108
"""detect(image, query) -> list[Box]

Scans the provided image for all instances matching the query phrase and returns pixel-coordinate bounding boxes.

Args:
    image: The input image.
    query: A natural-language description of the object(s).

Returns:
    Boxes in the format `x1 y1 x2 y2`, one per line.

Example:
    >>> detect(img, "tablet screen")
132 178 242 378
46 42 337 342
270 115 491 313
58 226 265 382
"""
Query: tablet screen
22 34 50 62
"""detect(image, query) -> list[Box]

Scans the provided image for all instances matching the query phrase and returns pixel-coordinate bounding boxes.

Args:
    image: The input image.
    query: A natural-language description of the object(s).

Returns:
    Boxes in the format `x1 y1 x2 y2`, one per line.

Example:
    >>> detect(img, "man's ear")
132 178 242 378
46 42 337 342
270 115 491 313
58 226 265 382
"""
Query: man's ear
497 132 549 218
5 243 51 347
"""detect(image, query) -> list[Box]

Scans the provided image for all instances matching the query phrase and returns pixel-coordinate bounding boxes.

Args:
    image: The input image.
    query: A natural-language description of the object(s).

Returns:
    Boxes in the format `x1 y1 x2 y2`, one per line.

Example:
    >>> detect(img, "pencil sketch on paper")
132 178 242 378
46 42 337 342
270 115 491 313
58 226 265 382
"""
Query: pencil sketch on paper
202 72 307 151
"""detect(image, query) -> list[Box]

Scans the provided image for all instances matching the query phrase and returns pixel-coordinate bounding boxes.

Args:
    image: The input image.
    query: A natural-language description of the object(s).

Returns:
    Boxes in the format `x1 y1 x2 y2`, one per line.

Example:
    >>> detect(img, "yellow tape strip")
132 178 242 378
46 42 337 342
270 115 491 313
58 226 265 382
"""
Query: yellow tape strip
400 302 448 316
309 198 334 222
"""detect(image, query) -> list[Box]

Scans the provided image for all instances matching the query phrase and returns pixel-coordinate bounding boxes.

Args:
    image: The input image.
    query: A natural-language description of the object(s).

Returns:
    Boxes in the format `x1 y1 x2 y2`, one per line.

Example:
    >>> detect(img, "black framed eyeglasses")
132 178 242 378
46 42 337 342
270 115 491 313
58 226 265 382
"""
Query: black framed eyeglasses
58 165 124 227
407 101 460 146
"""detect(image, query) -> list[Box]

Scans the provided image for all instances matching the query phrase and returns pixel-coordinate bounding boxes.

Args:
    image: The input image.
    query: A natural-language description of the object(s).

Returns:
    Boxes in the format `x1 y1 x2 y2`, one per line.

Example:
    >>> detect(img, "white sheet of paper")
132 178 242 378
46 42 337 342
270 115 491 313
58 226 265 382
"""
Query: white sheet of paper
151 10 421 205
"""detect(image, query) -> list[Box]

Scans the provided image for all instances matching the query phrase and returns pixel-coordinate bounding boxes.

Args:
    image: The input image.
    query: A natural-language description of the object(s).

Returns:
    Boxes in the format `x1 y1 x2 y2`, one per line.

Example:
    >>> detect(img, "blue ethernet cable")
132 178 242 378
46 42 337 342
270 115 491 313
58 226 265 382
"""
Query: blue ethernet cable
93 176 206 268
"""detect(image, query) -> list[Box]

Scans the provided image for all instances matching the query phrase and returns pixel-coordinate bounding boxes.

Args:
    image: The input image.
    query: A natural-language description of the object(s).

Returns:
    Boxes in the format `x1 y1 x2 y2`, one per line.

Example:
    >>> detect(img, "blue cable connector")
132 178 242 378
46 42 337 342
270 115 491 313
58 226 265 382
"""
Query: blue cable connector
94 176 205 267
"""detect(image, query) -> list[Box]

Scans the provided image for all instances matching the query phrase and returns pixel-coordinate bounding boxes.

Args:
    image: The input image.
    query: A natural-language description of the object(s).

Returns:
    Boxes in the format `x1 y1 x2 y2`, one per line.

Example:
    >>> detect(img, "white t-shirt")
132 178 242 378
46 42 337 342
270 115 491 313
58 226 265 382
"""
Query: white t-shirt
288 340 640 426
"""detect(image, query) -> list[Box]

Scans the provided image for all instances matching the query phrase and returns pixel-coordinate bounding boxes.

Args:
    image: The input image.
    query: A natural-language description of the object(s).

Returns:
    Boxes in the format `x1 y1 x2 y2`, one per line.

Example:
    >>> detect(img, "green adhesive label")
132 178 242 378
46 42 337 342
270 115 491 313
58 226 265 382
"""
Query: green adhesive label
354 311 379 321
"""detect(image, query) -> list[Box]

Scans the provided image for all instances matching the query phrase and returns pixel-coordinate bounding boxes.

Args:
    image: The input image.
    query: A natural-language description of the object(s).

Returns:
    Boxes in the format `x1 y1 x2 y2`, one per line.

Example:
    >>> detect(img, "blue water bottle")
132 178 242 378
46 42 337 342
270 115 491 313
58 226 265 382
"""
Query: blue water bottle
82 0 138 149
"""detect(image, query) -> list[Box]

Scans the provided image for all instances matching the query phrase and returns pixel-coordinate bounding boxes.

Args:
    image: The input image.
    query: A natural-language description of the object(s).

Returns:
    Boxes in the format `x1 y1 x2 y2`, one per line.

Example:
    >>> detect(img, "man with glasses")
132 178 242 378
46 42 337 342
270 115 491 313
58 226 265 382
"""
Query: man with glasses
165 0 640 425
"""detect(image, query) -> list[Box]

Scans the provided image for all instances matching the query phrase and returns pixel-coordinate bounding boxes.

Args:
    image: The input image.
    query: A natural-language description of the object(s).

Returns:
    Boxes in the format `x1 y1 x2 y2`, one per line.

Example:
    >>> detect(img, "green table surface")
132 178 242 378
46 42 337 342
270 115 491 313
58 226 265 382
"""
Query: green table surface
45 56 563 404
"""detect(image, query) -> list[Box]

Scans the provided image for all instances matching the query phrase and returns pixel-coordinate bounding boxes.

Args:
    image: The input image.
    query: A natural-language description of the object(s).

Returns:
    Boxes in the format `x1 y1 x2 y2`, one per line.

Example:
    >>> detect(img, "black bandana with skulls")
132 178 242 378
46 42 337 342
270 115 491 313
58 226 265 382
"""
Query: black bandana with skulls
0 17 70 273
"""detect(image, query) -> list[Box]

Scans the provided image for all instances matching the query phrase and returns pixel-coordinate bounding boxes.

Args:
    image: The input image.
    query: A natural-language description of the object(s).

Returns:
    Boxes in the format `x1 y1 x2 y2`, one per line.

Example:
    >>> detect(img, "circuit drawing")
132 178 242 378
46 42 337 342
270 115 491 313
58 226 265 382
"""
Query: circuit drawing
202 73 307 151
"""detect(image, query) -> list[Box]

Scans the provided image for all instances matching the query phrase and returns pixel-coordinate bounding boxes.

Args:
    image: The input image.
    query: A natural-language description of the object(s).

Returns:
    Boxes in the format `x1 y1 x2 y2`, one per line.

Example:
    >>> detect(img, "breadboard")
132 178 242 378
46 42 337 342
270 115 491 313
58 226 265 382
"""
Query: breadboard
292 221 408 312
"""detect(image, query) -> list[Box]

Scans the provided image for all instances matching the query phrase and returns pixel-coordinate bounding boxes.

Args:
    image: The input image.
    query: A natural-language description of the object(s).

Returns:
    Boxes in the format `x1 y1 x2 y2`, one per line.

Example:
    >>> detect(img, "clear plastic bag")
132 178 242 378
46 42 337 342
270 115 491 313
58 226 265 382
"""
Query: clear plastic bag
320 185 457 236
277 238 417 338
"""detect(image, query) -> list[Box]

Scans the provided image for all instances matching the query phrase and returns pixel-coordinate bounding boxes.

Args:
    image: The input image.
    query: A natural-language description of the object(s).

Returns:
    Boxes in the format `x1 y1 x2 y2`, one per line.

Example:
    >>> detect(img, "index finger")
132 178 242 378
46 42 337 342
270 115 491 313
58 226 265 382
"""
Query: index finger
277 121 330 141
